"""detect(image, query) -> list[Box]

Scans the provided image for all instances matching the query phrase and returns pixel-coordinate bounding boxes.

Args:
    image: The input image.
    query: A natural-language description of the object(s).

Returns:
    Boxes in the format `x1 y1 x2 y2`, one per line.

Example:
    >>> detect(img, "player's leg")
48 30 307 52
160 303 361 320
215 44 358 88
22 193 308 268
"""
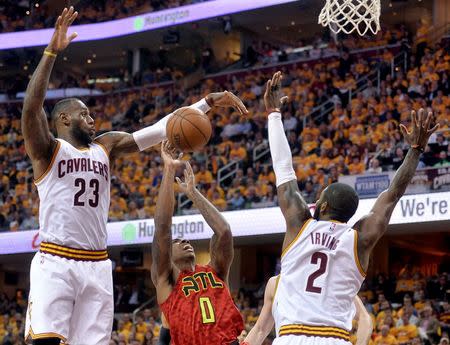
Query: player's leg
25 253 75 344
68 259 114 345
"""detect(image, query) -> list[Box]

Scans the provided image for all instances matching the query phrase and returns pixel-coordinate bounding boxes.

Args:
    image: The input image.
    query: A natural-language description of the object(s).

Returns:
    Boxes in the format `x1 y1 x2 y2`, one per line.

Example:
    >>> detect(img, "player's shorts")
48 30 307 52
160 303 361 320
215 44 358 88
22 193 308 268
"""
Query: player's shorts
25 244 113 345
274 324 352 345
273 335 351 345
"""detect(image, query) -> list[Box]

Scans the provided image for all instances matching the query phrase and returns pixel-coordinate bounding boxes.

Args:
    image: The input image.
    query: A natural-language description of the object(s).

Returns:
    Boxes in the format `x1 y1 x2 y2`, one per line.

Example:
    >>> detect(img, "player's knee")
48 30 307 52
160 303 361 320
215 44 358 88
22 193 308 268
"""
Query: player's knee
32 338 61 345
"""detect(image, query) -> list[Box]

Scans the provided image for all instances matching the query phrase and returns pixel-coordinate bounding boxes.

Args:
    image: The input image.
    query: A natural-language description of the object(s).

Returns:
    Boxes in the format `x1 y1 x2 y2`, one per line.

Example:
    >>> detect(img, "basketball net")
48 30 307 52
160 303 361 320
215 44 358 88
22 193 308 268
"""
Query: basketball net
318 0 381 36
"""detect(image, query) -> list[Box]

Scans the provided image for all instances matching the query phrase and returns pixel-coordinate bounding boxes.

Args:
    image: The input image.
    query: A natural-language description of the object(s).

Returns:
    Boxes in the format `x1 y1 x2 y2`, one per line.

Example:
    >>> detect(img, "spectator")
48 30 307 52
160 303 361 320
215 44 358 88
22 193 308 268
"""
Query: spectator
391 312 419 344
367 158 383 174
374 325 398 345
433 151 450 167
418 306 440 344
228 190 245 210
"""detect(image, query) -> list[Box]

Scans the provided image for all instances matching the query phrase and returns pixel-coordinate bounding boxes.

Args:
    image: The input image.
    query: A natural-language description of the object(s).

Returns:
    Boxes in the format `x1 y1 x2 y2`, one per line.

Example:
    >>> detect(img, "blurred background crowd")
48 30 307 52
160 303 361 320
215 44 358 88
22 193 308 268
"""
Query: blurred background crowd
0 30 448 231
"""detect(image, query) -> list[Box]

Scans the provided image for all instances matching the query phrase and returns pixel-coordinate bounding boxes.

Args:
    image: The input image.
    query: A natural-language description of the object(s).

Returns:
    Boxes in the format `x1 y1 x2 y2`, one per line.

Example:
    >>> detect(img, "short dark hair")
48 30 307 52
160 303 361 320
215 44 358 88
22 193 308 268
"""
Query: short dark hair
323 183 359 223
50 98 81 120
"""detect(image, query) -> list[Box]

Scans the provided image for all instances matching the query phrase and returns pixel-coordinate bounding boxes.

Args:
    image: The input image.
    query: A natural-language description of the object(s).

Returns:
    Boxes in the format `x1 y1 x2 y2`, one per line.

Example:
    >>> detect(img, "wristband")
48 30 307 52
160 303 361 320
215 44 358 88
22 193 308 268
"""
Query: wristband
411 145 424 153
192 98 211 114
44 50 57 58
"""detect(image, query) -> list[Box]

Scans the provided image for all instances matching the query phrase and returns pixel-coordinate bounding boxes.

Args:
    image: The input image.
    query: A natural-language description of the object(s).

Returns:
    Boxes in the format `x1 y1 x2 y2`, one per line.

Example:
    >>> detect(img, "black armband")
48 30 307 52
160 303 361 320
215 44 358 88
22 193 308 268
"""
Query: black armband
157 326 171 345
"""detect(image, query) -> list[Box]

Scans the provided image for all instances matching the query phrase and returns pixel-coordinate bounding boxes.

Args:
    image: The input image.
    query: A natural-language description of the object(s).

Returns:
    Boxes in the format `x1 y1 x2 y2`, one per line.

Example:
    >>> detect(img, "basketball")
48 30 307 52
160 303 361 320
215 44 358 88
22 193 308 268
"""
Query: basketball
166 106 212 152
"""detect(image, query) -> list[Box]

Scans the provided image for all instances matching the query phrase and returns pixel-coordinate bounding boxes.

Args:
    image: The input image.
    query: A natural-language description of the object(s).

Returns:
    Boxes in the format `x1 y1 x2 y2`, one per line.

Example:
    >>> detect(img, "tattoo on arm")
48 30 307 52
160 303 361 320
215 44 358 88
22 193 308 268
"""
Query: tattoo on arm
21 55 56 161
188 189 233 281
277 180 311 250
95 131 139 159
387 149 421 201
357 148 421 265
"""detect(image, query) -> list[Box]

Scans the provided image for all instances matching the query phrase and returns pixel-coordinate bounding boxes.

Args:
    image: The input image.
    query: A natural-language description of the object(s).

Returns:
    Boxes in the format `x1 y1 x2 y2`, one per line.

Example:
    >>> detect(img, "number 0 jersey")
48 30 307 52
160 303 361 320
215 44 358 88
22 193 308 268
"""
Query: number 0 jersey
273 219 366 337
160 264 244 345
35 138 110 250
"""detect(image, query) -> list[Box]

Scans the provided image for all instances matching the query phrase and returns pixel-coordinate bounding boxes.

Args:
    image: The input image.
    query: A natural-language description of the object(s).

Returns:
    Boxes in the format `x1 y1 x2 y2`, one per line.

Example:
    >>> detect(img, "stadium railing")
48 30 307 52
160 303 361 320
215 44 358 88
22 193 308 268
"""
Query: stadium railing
132 297 156 326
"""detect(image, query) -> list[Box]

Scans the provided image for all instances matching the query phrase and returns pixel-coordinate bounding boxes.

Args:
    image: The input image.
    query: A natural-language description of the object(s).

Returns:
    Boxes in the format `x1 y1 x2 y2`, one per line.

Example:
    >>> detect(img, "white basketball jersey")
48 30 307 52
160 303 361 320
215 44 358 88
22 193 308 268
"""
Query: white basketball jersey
35 138 110 250
273 219 366 334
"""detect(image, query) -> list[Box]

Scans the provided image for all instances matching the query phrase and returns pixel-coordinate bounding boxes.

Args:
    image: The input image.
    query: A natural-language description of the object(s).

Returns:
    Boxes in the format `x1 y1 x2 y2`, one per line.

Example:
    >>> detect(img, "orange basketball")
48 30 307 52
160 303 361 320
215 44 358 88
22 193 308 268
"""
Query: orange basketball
166 106 212 152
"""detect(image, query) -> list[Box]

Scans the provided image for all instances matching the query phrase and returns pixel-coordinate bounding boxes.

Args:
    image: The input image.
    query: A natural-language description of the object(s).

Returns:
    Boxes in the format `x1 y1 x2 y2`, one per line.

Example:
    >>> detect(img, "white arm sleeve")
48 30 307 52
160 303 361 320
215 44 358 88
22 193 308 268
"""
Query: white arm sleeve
268 112 297 187
132 98 211 151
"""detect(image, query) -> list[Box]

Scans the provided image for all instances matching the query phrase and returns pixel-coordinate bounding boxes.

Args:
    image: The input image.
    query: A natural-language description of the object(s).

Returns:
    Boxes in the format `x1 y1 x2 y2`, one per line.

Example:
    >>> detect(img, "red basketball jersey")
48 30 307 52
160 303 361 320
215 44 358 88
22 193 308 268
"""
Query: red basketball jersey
160 264 244 345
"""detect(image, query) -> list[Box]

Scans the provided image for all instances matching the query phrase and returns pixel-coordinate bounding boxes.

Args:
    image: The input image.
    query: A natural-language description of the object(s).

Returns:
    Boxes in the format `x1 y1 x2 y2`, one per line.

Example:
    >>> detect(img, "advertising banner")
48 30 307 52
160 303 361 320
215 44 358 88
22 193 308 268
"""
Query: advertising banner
339 167 450 198
0 0 298 50
0 192 448 255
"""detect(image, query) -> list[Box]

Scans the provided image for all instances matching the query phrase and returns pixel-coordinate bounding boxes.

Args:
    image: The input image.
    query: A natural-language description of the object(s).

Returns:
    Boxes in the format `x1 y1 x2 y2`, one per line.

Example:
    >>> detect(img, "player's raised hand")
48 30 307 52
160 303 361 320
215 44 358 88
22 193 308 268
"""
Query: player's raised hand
264 71 288 113
160 141 183 170
205 91 249 115
47 6 78 53
399 108 440 151
175 161 196 196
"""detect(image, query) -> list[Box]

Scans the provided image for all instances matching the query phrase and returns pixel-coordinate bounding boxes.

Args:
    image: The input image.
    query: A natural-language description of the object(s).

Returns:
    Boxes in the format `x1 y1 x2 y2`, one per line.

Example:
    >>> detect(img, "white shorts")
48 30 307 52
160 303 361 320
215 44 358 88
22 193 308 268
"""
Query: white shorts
273 335 351 345
25 250 113 345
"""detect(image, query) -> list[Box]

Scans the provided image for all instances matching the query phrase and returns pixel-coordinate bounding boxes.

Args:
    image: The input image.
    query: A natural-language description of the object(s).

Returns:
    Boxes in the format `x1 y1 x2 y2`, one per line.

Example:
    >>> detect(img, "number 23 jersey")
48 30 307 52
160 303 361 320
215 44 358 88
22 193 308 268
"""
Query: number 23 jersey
160 264 244 345
273 219 366 334
35 138 110 250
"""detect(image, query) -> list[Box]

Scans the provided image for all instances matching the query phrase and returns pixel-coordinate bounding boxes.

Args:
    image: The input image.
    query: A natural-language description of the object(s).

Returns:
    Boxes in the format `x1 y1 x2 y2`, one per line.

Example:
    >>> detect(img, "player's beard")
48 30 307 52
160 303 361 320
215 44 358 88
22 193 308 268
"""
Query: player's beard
71 125 93 146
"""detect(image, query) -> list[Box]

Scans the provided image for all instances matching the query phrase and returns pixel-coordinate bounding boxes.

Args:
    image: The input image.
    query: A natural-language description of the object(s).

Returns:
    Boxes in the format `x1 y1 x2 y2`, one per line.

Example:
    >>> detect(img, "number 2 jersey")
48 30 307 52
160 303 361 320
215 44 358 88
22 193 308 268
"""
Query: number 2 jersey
273 219 366 338
35 138 110 250
160 264 244 345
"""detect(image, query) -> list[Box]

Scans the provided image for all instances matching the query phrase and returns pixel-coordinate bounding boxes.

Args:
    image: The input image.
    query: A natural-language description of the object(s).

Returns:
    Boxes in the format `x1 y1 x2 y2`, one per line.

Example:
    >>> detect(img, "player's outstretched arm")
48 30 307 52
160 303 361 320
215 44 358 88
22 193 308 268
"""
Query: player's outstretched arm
151 141 183 304
354 296 373 345
95 91 248 160
264 72 311 253
355 109 439 270
176 162 233 283
21 7 78 177
243 276 277 345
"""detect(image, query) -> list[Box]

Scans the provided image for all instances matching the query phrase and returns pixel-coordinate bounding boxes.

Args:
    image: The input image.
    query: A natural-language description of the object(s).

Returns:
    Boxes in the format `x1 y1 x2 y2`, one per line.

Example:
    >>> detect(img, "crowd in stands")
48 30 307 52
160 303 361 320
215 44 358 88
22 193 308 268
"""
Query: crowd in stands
0 25 407 101
0 0 211 33
241 26 412 70
0 269 448 344
1 31 449 231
